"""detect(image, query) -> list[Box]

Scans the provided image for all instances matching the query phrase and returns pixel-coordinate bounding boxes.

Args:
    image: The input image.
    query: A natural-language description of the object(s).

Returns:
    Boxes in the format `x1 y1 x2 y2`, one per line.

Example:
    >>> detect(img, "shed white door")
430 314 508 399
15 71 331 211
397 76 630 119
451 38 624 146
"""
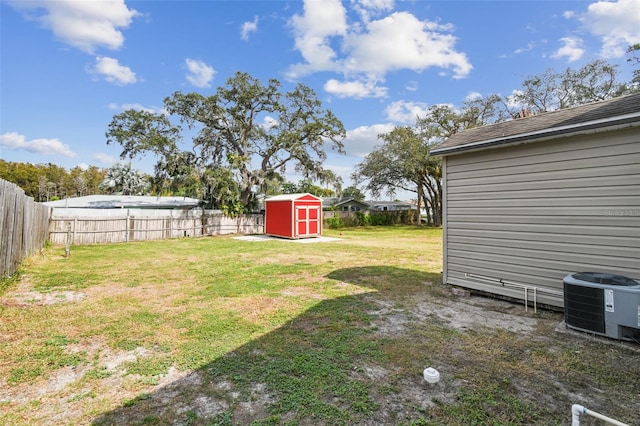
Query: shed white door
295 206 320 237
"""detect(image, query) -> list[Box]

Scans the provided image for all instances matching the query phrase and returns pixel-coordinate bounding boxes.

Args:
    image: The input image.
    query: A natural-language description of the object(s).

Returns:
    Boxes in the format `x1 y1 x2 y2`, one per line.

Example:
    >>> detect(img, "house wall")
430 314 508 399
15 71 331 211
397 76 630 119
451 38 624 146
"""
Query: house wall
442 126 640 307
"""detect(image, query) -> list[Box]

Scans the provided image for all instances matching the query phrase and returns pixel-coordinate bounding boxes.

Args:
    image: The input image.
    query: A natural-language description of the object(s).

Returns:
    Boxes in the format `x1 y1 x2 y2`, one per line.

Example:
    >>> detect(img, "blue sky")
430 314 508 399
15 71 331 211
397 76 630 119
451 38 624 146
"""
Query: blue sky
1 0 639 194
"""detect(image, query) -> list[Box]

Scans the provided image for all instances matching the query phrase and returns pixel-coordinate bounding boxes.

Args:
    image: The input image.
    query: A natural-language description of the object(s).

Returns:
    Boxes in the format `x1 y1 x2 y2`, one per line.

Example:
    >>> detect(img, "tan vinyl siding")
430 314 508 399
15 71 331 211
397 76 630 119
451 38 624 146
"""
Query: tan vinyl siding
443 127 640 307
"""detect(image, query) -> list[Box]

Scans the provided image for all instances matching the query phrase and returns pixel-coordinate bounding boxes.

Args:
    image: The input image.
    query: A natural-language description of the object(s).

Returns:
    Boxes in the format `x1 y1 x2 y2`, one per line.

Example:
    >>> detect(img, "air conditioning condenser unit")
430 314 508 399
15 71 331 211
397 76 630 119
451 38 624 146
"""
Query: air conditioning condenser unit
563 272 640 342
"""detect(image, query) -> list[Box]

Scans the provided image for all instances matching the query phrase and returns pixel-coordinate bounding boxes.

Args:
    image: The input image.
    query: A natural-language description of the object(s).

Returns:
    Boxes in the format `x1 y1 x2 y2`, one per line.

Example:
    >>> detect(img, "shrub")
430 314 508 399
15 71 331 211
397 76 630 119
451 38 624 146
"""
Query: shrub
326 216 343 229
324 210 420 229
355 212 371 226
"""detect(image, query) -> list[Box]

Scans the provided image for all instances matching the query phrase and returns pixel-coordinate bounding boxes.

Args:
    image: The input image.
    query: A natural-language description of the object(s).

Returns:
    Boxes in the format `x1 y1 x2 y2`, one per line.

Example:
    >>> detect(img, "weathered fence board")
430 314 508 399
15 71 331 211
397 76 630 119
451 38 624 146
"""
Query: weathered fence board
0 179 50 277
48 210 265 245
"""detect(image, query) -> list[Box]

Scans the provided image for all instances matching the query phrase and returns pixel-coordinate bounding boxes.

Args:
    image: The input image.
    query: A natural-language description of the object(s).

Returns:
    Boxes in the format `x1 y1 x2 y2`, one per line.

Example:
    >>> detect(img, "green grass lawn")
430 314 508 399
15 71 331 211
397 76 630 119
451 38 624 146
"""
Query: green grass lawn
1 226 638 425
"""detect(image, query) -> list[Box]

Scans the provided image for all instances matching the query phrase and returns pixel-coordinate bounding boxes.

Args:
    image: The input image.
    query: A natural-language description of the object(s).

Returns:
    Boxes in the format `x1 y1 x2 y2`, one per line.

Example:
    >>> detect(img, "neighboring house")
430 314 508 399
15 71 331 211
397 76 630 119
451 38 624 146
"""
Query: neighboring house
323 197 415 212
431 93 640 308
367 200 415 212
330 197 370 212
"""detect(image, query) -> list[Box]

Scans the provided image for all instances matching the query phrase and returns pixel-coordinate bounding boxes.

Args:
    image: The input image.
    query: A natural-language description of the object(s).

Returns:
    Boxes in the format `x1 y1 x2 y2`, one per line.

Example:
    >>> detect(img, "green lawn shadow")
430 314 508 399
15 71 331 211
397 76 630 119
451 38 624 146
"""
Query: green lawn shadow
92 266 440 425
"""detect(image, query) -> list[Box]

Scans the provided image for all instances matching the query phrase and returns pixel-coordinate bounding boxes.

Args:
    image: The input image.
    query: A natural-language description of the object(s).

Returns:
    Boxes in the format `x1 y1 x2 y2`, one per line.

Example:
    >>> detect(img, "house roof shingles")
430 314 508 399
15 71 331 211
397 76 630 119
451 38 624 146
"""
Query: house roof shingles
431 92 640 156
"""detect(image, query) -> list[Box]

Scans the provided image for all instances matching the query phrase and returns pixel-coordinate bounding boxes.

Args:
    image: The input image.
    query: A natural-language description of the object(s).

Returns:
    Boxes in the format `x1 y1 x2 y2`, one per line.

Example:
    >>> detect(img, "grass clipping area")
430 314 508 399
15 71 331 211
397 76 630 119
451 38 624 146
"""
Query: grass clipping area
1 227 639 425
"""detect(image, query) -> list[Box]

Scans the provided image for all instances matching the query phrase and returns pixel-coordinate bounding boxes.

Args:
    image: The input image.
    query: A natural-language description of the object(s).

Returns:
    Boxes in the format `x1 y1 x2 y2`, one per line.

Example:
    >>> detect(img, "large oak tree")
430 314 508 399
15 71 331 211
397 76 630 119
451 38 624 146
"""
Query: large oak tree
510 59 636 113
106 72 346 211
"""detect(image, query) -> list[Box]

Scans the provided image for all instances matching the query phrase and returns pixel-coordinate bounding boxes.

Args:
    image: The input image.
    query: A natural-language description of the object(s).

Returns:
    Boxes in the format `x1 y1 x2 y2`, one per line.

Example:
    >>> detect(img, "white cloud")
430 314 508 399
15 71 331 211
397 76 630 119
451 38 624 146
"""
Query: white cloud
552 36 585 62
344 123 395 157
108 103 166 114
324 79 387 98
90 56 137 84
563 10 575 19
8 0 138 54
513 41 536 54
342 12 471 78
185 58 215 88
465 91 483 102
351 0 395 22
385 100 430 123
581 0 640 58
262 116 279 129
288 0 348 76
504 89 525 110
405 81 419 92
77 163 90 171
287 2 472 99
0 132 76 158
241 16 259 41
93 153 117 165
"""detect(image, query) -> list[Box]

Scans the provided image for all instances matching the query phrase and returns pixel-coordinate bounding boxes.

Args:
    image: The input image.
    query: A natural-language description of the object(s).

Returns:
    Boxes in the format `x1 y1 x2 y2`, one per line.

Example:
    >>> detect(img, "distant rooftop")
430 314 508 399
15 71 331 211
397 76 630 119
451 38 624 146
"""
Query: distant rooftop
366 200 413 206
44 195 201 209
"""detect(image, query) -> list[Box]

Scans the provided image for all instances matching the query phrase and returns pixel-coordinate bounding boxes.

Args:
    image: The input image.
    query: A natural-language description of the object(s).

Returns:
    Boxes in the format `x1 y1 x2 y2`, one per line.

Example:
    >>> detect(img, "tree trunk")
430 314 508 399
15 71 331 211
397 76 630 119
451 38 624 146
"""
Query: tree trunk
434 177 443 227
240 186 252 207
416 183 423 226
423 176 442 227
422 193 433 226
239 167 253 207
422 179 436 226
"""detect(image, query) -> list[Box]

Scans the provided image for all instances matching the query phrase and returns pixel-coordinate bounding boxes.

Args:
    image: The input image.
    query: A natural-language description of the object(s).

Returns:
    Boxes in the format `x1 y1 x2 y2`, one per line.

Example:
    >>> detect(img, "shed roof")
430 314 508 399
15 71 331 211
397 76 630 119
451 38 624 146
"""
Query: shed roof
44 195 201 209
431 92 640 156
265 193 321 202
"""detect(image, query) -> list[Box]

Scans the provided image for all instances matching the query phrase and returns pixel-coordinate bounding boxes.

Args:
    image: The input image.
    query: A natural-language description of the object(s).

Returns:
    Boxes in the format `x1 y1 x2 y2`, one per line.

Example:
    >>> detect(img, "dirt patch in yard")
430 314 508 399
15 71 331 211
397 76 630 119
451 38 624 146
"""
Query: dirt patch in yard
368 297 539 335
0 276 86 307
0 338 157 424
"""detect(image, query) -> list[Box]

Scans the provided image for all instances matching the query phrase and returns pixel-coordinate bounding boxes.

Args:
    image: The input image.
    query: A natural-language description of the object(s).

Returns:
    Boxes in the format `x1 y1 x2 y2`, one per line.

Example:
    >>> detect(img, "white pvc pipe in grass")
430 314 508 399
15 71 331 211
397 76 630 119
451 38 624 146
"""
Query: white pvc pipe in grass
571 404 629 426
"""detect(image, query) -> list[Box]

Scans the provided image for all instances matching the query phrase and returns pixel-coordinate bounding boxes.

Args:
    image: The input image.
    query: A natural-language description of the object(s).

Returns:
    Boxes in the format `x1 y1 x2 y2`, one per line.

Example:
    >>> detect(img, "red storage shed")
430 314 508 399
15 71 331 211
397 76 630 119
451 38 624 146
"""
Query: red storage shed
265 193 323 239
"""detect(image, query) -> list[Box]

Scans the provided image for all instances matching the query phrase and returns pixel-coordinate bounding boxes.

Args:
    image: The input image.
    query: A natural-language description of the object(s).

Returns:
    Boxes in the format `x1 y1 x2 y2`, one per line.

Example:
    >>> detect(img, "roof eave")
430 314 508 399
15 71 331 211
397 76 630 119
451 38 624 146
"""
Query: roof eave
431 113 640 157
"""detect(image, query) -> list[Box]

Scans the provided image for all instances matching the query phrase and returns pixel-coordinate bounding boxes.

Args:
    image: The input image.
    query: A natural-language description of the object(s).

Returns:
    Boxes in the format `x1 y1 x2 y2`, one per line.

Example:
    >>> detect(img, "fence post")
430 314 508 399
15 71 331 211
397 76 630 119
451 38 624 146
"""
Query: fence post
65 222 71 257
169 209 173 239
126 210 130 243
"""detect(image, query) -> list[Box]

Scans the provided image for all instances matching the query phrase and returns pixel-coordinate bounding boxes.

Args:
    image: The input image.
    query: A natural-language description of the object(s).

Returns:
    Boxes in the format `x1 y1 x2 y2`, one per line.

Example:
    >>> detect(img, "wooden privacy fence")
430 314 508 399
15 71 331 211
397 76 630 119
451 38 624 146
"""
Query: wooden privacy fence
1 179 50 277
49 210 264 245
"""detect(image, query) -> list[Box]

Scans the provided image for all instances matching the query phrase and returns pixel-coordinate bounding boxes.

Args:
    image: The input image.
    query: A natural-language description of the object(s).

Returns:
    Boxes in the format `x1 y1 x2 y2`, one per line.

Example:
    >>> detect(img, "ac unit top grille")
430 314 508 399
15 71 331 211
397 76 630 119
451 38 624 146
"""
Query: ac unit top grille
571 272 639 287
